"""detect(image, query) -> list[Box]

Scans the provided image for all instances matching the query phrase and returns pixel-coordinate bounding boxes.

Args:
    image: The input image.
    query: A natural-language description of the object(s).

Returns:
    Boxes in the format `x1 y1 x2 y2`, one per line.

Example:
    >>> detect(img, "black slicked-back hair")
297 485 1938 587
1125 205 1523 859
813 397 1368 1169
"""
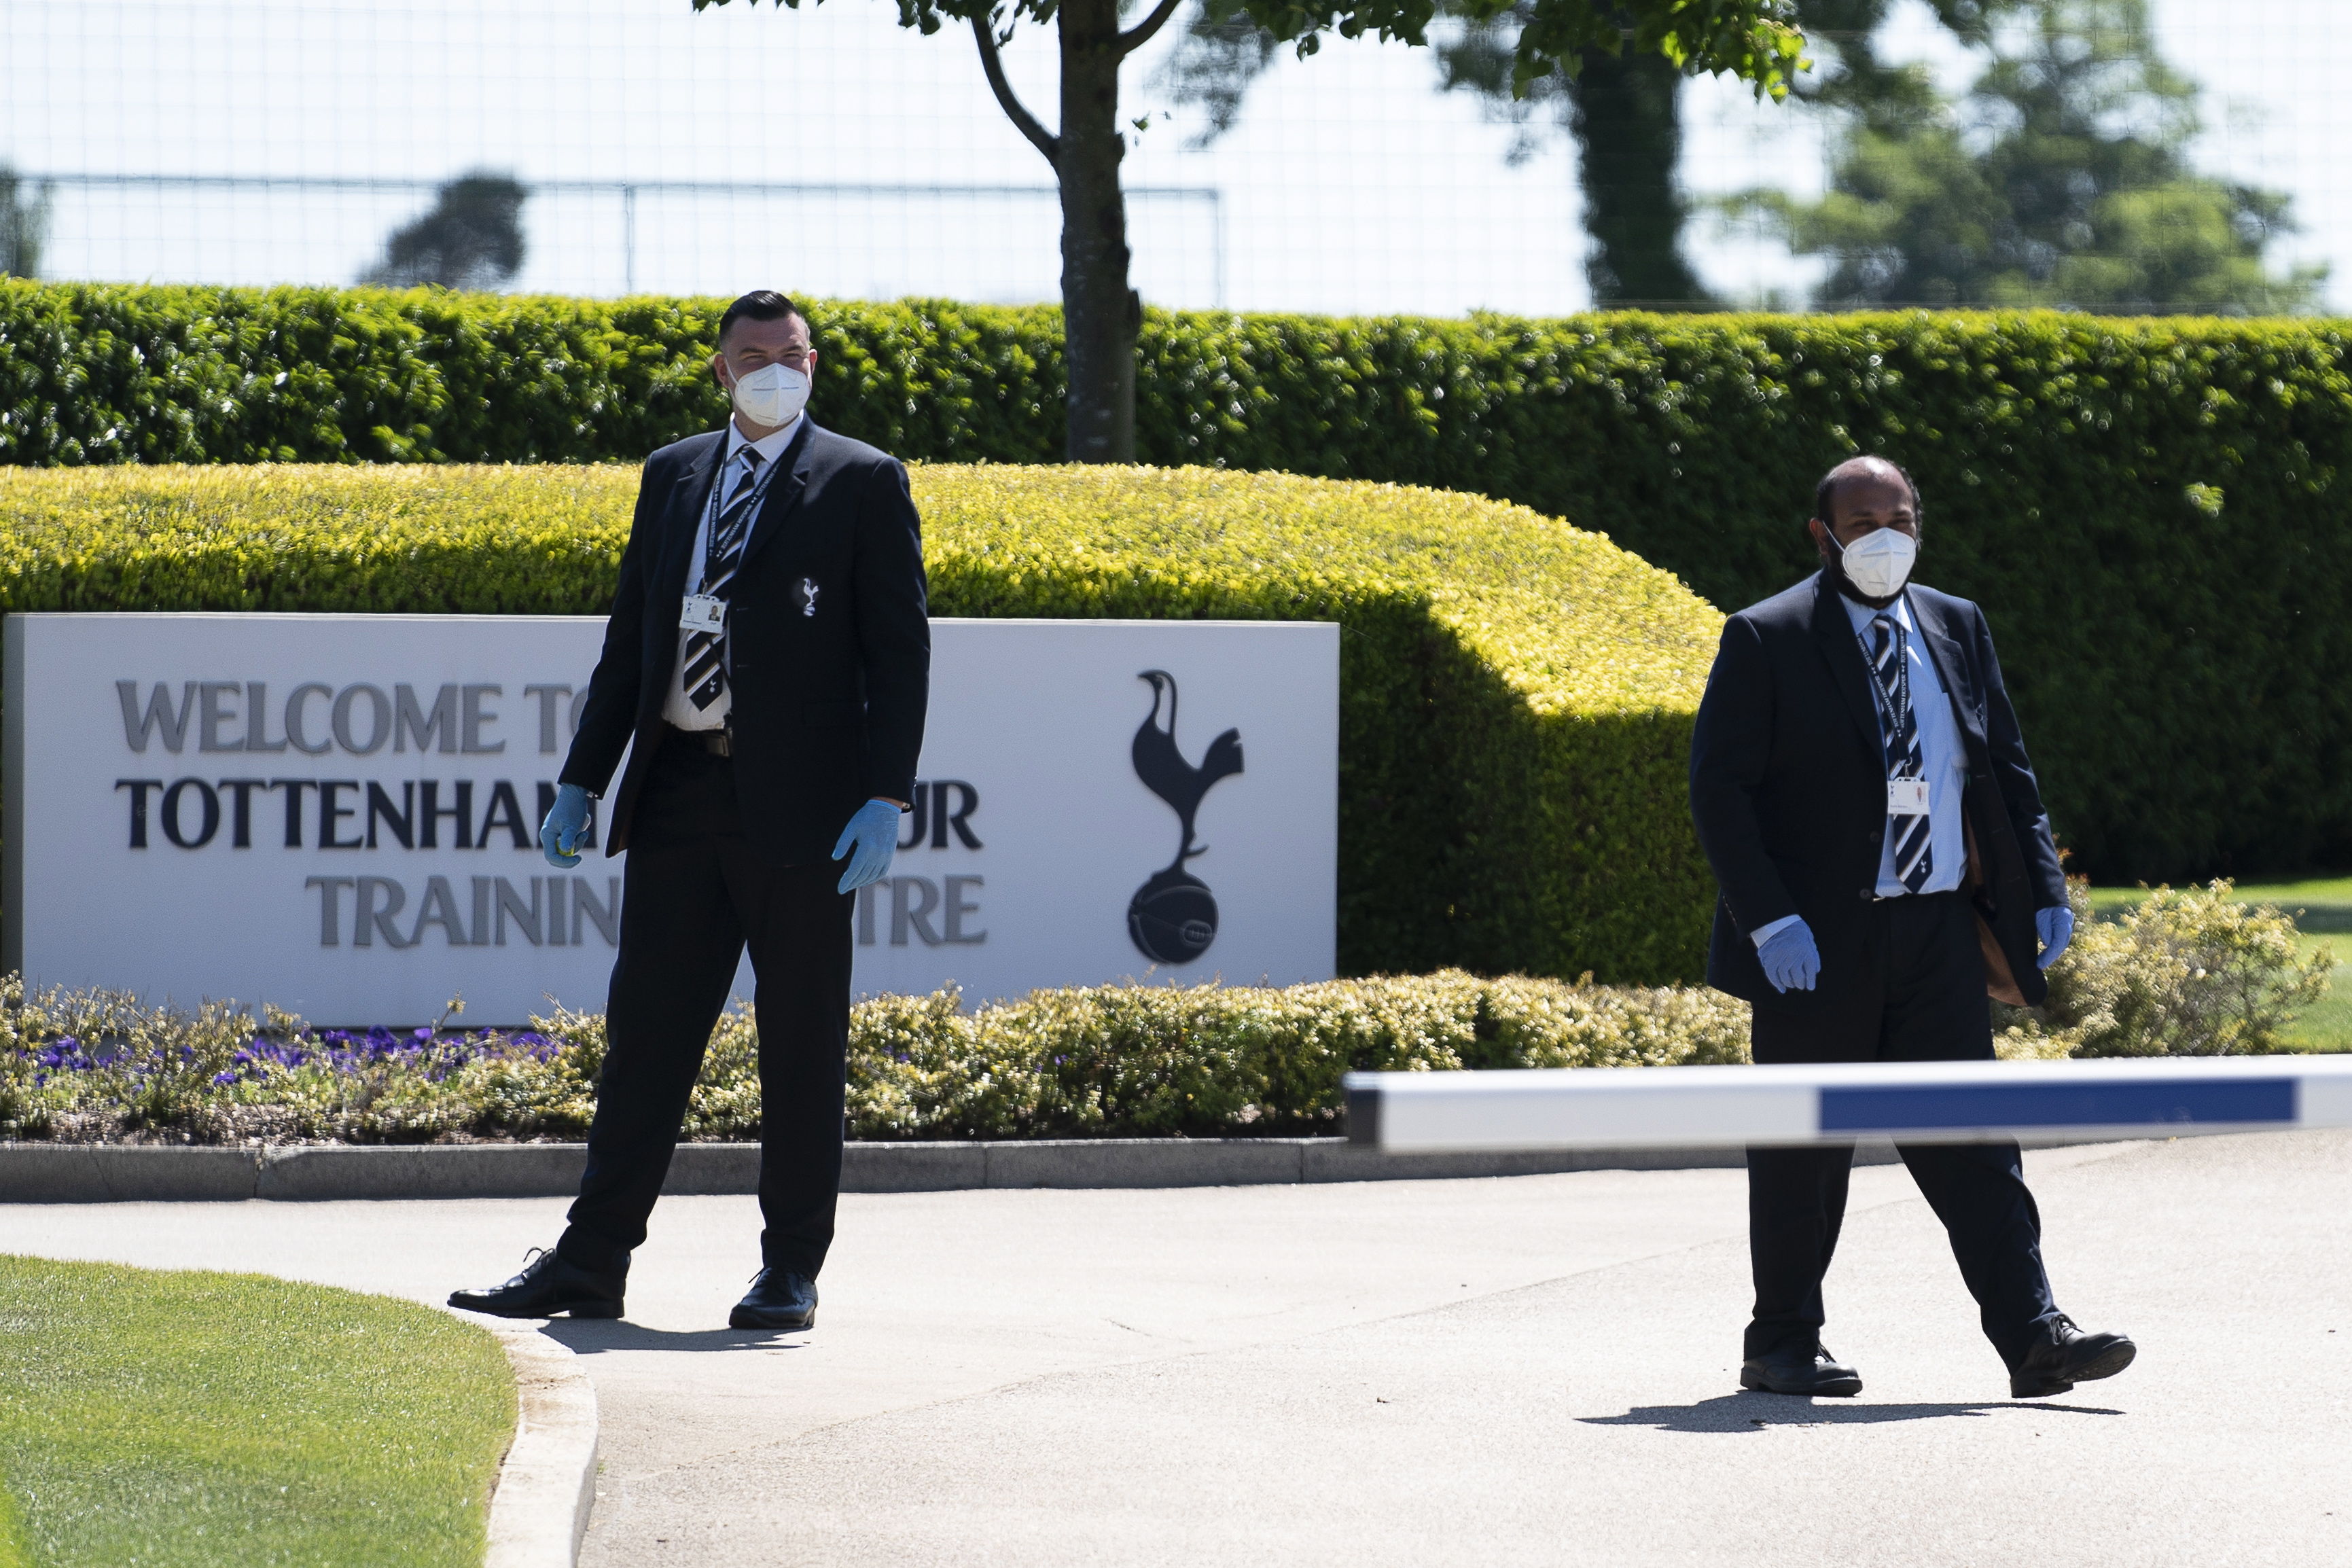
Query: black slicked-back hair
716 289 807 346
1813 457 1923 529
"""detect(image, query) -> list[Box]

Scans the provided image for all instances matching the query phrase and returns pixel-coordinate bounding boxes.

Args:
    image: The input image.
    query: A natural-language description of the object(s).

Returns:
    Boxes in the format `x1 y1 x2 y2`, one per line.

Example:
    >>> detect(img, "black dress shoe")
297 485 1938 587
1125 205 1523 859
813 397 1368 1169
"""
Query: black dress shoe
2010 1315 2135 1397
730 1267 817 1330
448 1247 626 1320
1740 1344 1864 1397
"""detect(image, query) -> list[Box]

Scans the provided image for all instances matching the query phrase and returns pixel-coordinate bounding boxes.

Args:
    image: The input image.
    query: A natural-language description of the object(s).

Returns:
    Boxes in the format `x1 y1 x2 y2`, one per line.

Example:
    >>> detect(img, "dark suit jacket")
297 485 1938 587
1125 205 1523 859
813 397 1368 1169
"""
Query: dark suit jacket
1688 571 2065 1013
560 418 930 865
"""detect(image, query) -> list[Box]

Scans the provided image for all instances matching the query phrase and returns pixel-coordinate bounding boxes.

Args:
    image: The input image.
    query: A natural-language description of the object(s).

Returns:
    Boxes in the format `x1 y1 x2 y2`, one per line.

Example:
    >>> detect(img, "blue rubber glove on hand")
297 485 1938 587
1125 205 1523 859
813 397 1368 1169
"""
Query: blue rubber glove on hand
832 799 902 894
1757 919 1821 994
2036 905 2075 971
540 783 590 869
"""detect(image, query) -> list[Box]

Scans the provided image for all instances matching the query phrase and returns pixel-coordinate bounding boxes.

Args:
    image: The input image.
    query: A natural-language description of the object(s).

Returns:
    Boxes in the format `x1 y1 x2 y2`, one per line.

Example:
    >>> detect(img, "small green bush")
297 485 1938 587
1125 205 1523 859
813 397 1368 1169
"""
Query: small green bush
0 461 1724 981
1997 880 2334 1058
9 283 2351 879
1 971 1752 1145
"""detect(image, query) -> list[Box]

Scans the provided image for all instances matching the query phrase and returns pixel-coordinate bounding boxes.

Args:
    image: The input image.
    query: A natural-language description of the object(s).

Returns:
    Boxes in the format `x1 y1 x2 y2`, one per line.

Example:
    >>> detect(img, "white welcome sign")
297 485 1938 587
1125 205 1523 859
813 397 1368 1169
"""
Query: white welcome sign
3 614 1337 1024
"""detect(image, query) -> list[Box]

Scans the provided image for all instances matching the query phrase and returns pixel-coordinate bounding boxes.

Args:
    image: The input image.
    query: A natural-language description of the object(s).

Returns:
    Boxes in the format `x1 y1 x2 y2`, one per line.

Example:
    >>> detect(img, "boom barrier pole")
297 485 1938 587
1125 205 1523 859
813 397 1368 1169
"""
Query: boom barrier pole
1343 1056 2352 1154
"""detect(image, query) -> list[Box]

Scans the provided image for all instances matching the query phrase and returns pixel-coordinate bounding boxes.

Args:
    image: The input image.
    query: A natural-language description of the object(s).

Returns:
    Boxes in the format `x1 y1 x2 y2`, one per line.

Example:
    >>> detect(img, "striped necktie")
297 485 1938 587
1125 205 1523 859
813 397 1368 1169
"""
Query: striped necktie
1870 612 1934 893
683 446 764 713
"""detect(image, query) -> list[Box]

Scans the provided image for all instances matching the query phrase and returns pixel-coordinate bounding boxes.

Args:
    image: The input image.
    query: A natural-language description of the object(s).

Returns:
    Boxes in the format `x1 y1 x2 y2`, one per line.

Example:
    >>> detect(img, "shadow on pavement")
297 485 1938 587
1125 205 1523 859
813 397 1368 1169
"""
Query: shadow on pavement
541 1320 811 1355
1585 1393 2125 1432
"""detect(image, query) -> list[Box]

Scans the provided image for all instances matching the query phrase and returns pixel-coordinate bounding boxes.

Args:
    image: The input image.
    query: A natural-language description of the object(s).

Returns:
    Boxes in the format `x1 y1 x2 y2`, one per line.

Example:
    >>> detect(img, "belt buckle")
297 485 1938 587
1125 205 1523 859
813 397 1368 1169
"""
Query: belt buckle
709 726 732 758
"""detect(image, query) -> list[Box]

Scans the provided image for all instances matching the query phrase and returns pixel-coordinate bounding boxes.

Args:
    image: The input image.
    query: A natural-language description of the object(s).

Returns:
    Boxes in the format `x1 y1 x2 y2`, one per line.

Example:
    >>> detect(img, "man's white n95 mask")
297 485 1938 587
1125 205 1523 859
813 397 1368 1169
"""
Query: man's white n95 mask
1831 524 1919 599
730 361 810 429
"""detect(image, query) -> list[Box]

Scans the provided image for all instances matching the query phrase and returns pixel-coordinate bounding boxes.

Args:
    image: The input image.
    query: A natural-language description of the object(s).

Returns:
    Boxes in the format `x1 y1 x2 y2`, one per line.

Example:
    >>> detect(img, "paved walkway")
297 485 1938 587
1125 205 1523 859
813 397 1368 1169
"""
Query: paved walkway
5 1130 2349 1565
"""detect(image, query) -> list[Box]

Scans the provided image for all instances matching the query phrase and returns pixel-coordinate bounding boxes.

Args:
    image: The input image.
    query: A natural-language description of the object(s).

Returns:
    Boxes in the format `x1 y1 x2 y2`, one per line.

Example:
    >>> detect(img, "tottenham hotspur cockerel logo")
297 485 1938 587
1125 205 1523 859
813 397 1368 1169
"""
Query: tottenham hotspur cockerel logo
1127 670 1244 964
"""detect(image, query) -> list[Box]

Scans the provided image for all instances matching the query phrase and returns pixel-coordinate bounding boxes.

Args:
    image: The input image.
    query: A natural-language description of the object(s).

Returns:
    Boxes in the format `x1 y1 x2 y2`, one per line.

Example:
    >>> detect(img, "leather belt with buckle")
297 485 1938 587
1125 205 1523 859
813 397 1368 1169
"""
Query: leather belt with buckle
667 723 732 758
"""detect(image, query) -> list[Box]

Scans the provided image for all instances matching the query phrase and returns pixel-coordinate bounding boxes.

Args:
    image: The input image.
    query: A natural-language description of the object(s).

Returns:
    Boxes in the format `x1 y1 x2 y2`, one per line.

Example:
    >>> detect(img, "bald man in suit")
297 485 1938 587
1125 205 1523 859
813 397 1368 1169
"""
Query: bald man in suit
1688 455 2134 1400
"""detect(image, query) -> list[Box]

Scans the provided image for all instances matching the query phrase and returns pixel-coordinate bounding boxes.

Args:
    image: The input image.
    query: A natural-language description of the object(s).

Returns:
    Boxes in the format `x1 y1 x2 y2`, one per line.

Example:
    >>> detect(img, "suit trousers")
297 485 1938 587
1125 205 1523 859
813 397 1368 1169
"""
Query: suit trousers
557 732 855 1278
1743 891 2061 1367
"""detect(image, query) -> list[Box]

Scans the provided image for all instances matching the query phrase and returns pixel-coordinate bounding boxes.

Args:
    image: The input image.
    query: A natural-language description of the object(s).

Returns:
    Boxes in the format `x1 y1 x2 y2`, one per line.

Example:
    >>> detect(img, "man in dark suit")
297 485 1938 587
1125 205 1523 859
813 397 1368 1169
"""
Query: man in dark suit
452 290 928 1331
1688 455 2134 1400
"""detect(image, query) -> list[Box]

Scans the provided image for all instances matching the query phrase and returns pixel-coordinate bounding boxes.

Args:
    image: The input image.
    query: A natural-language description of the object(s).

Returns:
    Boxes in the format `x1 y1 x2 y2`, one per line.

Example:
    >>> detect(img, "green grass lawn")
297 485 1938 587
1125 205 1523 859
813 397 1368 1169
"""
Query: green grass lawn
0 1256 514 1568
2086 876 2352 1053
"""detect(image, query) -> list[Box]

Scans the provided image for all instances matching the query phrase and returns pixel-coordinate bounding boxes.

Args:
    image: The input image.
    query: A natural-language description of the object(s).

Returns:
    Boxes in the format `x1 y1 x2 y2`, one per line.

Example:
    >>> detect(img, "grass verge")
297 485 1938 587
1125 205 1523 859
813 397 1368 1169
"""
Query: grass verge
0 1255 514 1568
2086 877 2352 1052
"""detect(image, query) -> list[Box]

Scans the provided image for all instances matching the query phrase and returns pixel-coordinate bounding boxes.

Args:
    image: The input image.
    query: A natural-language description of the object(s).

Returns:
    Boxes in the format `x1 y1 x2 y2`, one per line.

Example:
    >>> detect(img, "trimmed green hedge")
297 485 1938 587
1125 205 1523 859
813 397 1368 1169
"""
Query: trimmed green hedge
0 461 1722 982
6 283 2349 879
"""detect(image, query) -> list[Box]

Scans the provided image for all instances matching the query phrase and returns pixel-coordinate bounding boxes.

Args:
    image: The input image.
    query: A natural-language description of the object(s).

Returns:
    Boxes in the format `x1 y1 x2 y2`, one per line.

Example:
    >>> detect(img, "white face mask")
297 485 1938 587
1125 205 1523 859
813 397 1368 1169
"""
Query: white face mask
1830 524 1918 600
728 361 810 429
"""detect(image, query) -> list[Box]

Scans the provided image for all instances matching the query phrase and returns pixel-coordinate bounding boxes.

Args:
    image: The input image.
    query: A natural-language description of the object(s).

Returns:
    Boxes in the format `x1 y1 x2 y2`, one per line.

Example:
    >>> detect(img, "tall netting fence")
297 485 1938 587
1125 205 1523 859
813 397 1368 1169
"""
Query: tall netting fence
1 0 2344 315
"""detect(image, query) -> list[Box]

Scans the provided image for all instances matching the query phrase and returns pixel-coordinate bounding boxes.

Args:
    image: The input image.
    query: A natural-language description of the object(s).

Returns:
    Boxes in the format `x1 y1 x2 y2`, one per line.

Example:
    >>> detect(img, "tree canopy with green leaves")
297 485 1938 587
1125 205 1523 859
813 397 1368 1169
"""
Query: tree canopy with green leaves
1430 5 1711 306
1736 0 2326 311
1167 0 1989 310
700 0 1803 461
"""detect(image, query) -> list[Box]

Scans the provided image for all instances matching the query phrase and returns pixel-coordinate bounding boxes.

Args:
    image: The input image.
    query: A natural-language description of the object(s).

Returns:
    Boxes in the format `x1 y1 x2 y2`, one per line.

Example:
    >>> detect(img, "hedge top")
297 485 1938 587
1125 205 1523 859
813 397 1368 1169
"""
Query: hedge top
0 461 1724 721
915 465 1720 719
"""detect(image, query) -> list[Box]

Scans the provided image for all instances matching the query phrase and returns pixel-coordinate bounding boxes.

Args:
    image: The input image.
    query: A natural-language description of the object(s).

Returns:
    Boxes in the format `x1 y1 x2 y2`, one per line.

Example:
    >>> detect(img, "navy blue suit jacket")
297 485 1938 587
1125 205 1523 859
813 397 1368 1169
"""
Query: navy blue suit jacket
1688 571 2065 1012
561 418 930 866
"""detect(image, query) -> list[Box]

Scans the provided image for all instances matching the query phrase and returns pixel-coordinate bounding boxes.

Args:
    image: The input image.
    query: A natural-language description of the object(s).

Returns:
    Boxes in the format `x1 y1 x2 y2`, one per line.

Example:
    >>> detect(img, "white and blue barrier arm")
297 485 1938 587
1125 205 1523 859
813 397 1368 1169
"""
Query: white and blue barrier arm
1342 1055 2352 1153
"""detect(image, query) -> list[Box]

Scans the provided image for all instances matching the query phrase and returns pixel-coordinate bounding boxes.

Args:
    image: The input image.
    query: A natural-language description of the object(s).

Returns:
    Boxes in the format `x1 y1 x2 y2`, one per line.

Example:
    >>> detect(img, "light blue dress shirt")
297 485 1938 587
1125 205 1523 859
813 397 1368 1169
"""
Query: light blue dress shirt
1751 590 1967 949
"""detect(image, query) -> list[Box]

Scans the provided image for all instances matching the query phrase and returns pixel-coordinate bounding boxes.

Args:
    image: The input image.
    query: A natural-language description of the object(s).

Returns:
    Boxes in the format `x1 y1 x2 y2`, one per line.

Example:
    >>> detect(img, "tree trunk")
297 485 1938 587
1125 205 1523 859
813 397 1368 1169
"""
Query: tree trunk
1056 0 1140 463
1569 47 1711 308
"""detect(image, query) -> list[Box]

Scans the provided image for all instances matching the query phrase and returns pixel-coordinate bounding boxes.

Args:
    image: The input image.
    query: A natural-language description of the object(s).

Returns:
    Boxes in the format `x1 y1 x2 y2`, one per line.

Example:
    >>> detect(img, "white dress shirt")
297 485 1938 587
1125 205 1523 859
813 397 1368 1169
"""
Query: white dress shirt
661 417 798 732
1751 588 1967 949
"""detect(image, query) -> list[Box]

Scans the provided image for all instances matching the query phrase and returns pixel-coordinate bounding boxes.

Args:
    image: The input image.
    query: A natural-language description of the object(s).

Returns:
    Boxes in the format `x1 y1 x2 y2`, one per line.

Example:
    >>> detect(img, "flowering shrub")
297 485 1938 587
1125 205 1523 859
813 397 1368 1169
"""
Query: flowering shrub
0 904 2328 1145
0 978 593 1145
2 970 1749 1145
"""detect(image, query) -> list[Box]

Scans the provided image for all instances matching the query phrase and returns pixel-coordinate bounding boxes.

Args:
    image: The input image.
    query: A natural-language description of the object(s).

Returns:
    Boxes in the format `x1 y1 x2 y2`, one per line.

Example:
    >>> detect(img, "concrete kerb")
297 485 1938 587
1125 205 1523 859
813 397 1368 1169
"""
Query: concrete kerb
476 1321 599 1568
0 1135 2133 1202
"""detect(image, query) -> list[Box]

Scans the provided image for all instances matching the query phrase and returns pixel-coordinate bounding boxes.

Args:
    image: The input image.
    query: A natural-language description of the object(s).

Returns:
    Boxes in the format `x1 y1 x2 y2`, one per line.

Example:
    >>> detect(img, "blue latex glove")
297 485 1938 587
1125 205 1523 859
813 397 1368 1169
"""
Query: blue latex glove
540 783 590 869
832 799 902 894
2036 905 2075 971
1757 919 1821 994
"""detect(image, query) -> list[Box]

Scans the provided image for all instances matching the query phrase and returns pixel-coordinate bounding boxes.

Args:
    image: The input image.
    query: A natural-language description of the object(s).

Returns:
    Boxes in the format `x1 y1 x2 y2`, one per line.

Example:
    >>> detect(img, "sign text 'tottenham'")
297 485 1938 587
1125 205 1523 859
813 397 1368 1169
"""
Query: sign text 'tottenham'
109 679 985 952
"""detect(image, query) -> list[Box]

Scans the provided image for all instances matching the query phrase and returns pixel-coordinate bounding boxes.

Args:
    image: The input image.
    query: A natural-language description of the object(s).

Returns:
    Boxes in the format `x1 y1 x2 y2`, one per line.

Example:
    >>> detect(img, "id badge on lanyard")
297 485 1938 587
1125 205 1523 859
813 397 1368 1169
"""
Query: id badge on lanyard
679 448 779 635
1863 610 1929 817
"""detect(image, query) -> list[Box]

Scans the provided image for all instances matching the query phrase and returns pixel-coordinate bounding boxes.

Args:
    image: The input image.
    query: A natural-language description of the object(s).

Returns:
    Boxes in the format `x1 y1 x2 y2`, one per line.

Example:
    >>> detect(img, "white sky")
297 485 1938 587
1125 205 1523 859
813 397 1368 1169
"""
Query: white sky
1 0 2344 312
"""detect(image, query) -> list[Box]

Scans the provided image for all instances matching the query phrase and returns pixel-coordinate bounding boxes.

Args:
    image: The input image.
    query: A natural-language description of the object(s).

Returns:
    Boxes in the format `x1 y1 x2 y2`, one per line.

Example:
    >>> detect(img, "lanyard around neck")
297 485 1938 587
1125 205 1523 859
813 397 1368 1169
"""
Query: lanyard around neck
1857 609 1915 765
702 443 787 581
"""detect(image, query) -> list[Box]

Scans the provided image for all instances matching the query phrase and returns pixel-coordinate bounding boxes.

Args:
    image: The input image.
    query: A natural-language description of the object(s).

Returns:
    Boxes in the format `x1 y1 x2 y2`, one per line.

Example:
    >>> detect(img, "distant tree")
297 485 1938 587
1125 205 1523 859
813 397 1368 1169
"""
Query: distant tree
709 0 1804 462
1165 0 1989 310
1 166 50 279
1164 1 1717 306
1734 0 2326 311
1431 10 1711 307
363 173 529 291
1792 0 1997 131
1431 0 2006 306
